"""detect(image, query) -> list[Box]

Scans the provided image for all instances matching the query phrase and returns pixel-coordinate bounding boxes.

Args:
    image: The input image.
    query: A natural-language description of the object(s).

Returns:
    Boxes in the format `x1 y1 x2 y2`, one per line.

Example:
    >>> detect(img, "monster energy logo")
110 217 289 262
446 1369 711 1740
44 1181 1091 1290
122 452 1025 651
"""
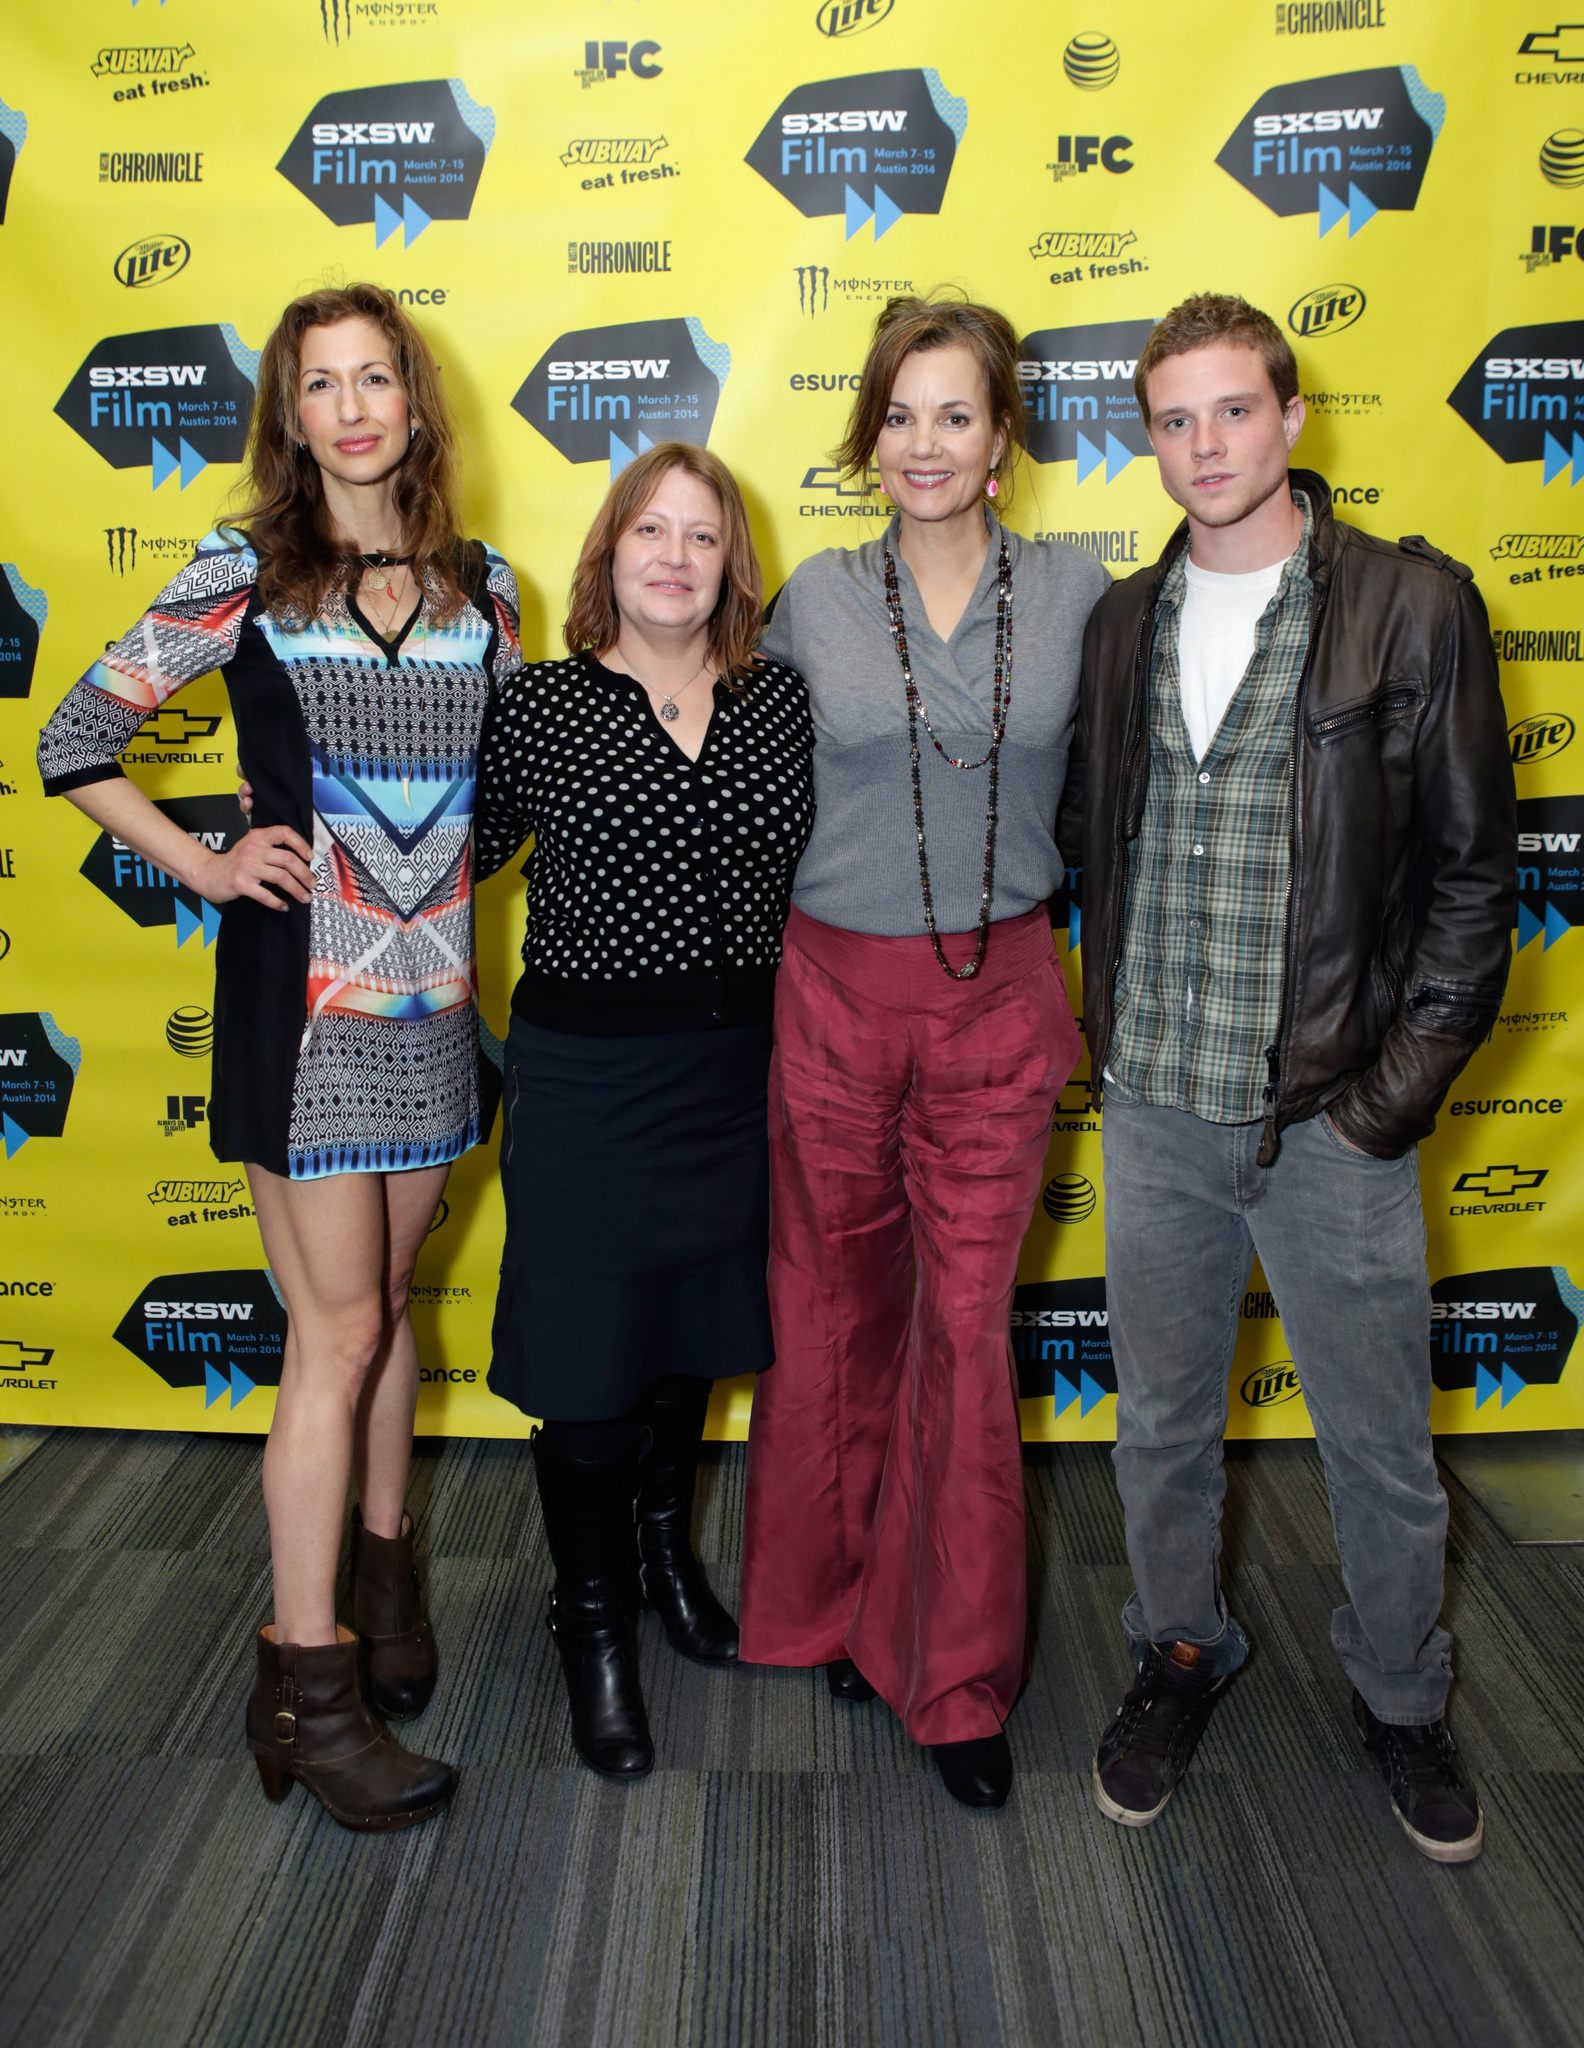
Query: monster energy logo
795 265 830 314
105 527 138 574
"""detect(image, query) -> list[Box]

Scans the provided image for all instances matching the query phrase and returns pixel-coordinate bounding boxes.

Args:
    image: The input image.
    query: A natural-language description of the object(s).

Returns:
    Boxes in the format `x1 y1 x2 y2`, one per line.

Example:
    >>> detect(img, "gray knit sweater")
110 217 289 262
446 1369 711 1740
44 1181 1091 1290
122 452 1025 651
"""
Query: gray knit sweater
761 512 1110 936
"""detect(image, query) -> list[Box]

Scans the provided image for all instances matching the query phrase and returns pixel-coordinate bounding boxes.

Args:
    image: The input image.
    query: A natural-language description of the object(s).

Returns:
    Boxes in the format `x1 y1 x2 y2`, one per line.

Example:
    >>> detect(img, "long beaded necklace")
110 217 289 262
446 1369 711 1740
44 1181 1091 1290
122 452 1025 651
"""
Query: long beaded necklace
882 528 1013 982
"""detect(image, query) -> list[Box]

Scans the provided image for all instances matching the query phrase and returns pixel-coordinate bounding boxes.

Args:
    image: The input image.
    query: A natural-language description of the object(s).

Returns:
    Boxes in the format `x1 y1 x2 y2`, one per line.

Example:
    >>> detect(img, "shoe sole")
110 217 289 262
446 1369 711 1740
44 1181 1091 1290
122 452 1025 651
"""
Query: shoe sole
1091 1759 1175 1828
1392 1803 1485 1864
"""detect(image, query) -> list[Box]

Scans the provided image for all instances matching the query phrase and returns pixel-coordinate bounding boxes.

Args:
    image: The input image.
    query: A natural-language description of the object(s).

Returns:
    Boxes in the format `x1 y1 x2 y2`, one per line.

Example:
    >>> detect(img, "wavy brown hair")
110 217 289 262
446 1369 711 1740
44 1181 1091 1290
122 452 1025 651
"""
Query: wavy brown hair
228 283 469 624
836 289 1029 503
564 443 763 688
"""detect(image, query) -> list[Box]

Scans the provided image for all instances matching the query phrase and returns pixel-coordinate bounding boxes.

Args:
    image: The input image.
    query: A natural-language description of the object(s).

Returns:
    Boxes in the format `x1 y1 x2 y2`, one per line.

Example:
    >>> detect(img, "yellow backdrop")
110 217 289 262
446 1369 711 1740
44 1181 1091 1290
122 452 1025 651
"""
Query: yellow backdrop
1 1 1579 1443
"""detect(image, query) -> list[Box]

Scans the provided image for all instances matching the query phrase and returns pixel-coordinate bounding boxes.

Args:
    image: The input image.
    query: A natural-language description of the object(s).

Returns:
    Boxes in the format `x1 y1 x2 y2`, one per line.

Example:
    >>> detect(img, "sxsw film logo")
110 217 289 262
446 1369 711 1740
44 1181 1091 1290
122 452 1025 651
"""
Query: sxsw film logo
114 235 190 290
1218 66 1444 237
1019 320 1156 484
1431 1267 1582 1409
0 567 46 701
746 69 967 240
1449 323 1584 483
0 98 27 227
278 81 495 249
1512 712 1575 765
114 1268 287 1409
80 794 246 949
0 1014 81 1162
512 319 730 481
1515 794 1584 949
574 41 663 88
1010 1278 1114 1418
54 325 258 493
1287 281 1365 338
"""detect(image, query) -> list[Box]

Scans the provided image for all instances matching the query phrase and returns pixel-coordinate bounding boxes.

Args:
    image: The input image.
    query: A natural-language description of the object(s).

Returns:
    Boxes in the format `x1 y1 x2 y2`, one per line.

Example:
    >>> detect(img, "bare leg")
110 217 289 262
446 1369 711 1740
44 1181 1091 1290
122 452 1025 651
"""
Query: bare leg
354 1165 451 1538
249 1164 389 1646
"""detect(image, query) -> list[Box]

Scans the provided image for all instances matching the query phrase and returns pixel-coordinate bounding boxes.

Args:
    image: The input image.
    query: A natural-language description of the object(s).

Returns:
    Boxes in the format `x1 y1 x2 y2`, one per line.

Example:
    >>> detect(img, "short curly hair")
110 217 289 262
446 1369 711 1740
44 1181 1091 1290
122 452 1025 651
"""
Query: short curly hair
1134 293 1299 427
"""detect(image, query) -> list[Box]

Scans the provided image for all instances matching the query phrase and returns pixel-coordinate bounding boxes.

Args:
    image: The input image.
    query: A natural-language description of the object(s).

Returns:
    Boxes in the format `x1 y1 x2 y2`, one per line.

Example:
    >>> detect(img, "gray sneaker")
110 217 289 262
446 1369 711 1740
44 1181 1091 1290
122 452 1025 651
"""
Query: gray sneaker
1092 1641 1235 1827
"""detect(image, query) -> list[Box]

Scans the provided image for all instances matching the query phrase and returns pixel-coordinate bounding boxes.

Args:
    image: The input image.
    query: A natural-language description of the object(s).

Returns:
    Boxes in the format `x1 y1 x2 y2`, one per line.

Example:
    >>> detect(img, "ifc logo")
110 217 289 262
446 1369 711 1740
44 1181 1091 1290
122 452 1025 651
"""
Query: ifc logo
1042 1172 1097 1223
1541 130 1584 188
166 1006 213 1058
1063 34 1120 90
1287 282 1365 339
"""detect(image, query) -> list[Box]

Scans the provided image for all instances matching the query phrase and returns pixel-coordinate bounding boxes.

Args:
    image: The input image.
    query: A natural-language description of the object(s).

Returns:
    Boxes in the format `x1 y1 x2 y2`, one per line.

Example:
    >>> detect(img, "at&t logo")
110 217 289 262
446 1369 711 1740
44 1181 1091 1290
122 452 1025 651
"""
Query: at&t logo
1041 1173 1096 1222
1540 129 1584 185
1062 35 1120 89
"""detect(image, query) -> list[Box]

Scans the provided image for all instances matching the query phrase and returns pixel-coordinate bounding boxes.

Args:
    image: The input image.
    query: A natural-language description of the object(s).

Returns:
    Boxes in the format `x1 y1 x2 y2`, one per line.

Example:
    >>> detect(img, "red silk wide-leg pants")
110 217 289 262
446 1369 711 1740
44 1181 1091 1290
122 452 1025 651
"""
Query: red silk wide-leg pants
739 905 1080 1744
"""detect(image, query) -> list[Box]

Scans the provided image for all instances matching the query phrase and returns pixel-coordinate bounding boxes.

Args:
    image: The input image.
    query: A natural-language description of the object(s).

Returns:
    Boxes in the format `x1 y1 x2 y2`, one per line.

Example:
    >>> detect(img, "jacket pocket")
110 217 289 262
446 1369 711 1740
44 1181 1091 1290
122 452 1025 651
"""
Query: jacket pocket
1307 679 1423 744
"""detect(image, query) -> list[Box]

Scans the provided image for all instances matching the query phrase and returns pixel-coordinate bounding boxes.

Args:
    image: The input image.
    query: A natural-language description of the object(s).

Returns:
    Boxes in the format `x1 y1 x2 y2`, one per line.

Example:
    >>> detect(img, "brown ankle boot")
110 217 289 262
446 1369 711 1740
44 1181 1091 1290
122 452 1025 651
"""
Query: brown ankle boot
245 1625 455 1831
349 1506 438 1720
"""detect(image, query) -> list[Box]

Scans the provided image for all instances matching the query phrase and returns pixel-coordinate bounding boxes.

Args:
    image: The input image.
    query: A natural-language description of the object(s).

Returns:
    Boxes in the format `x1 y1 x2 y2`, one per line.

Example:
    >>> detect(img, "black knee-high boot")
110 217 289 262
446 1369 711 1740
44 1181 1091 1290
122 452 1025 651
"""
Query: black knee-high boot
636 1375 739 1666
532 1423 654 1779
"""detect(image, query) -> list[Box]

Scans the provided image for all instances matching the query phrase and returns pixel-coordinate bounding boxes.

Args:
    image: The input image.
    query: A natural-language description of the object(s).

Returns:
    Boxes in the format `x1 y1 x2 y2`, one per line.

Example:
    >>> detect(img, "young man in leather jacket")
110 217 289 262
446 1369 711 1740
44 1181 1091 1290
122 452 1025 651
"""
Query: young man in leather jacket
1057 293 1516 1863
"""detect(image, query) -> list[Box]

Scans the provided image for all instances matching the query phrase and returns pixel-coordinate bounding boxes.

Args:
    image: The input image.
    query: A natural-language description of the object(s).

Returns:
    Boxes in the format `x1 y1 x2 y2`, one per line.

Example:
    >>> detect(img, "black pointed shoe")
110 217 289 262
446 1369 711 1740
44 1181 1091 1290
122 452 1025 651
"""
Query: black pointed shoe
1354 1690 1484 1863
930 1733 1013 1809
1092 1641 1235 1827
635 1378 739 1665
826 1657 878 1703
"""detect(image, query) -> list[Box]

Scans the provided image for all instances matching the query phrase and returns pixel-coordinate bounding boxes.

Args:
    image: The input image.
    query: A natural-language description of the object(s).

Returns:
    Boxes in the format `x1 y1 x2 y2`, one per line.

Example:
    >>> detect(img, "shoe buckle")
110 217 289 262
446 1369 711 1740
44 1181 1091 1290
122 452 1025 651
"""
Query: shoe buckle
274 1710 297 1744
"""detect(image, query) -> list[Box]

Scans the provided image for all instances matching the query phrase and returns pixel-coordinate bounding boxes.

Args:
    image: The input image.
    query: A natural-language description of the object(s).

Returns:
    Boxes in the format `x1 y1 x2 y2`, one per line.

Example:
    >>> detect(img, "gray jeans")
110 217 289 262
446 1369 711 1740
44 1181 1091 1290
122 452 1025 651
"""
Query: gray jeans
1101 1094 1453 1726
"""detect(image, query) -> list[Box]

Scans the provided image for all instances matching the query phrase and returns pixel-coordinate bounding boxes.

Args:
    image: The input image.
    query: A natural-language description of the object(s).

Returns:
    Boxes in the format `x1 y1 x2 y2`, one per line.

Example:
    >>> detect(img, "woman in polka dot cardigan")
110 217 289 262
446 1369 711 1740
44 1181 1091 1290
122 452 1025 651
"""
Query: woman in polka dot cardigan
474 443 815 1780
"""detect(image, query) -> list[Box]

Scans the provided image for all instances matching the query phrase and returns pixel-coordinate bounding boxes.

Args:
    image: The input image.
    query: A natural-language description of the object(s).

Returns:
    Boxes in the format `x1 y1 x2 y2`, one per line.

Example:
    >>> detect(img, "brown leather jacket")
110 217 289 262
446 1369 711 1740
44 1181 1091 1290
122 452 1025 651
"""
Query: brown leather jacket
1056 470 1517 1162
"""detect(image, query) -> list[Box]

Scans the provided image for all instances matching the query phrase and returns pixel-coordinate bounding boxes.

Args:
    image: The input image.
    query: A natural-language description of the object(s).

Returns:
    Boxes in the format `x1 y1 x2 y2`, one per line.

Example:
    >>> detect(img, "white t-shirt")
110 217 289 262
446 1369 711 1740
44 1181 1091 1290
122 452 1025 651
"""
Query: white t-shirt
1178 553 1291 762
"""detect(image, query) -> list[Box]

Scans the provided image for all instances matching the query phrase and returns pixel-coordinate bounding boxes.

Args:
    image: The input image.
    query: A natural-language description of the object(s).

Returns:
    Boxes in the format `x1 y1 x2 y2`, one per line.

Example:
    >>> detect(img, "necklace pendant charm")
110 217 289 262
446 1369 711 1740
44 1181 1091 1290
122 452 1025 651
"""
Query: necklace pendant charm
365 571 390 594
660 699 680 722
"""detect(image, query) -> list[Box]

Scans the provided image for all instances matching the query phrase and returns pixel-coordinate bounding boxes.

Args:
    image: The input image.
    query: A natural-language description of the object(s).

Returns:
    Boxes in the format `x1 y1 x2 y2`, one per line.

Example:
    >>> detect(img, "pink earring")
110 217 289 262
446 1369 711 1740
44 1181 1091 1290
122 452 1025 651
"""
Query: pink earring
985 476 999 499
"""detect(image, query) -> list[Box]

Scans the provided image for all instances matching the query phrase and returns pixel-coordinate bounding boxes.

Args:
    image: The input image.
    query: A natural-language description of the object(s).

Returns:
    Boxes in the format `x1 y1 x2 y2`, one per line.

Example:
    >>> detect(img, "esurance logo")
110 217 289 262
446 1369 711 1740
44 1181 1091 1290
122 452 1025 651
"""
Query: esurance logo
1010 1278 1113 1418
0 1014 80 1162
81 794 245 949
278 81 494 249
0 566 45 701
54 325 257 492
1218 67 1444 237
1448 323 1584 484
1516 794 1584 948
1431 1266 1582 1408
746 70 966 240
114 1268 287 1409
1019 319 1155 483
0 98 27 227
512 319 730 481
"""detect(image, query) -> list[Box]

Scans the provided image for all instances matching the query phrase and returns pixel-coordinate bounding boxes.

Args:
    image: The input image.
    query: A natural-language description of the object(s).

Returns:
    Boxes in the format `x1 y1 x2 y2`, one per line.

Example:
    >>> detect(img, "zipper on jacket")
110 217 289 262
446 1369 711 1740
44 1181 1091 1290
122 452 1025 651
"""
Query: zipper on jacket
1310 684 1419 742
1097 603 1159 1096
1258 580 1328 1168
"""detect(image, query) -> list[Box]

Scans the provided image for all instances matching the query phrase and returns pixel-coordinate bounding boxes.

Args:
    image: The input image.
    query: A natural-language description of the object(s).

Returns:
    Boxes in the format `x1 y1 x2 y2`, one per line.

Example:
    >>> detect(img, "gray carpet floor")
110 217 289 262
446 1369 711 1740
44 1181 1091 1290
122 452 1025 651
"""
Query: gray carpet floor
1 1429 1581 2048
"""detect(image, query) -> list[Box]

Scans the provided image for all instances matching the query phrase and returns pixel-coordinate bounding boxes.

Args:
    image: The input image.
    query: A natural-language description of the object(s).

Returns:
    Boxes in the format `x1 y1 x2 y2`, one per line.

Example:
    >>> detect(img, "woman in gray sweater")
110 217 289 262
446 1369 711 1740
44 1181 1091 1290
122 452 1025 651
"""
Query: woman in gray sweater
738 293 1108 1808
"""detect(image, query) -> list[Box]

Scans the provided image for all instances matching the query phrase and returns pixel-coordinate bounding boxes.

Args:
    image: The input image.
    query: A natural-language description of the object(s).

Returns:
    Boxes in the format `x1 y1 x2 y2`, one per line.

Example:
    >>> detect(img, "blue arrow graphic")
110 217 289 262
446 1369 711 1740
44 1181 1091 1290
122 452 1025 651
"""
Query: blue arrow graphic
1517 900 1543 950
1 1113 27 1160
1051 1369 1079 1419
1544 431 1572 486
1346 182 1377 236
374 192 402 247
1574 432 1584 487
403 193 432 247
175 897 201 948
1075 430 1105 484
872 183 902 239
1068 899 1081 952
230 1364 257 1408
1500 1362 1526 1408
844 182 871 240
1545 900 1571 949
1079 1370 1107 1417
151 436 179 490
608 430 635 480
1104 431 1134 483
202 900 221 947
178 438 206 491
1318 181 1348 237
204 1361 228 1408
1474 1361 1500 1408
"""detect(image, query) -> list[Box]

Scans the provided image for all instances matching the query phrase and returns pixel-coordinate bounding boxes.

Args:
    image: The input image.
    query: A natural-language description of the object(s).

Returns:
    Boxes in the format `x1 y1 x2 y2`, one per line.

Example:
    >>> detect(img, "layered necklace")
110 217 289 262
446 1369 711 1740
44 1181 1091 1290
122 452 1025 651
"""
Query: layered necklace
358 551 414 636
882 529 1013 982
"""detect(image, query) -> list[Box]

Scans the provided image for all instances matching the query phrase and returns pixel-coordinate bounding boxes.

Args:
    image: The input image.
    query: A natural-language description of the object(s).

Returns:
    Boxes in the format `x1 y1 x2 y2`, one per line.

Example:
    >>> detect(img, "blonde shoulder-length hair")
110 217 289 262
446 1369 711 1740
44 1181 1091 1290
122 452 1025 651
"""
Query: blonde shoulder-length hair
563 442 763 689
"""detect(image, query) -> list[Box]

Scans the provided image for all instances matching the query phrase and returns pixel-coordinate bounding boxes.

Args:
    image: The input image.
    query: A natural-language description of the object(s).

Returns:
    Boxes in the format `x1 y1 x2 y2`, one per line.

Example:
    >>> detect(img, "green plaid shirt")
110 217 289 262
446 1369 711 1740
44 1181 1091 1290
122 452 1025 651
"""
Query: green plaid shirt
1107 492 1316 1123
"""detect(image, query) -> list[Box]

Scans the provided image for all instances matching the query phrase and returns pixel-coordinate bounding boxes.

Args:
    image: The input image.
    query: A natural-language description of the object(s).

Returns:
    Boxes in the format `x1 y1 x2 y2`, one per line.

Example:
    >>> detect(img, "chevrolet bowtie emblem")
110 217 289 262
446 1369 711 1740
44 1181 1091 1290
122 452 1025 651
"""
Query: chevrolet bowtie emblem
1453 1165 1549 1198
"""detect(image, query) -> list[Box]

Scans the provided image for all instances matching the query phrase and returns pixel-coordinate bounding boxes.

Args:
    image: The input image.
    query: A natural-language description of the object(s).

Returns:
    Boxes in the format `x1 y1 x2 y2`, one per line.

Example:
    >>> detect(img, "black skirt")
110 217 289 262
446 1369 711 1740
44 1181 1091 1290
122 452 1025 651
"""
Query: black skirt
489 1014 775 1421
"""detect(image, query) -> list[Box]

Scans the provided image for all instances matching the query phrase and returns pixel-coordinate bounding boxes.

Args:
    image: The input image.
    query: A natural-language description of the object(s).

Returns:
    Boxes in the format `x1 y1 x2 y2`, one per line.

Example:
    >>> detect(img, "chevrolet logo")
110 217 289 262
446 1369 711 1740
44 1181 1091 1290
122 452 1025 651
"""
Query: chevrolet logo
1453 1165 1549 1197
1519 25 1584 62
0 1340 54 1374
133 709 223 746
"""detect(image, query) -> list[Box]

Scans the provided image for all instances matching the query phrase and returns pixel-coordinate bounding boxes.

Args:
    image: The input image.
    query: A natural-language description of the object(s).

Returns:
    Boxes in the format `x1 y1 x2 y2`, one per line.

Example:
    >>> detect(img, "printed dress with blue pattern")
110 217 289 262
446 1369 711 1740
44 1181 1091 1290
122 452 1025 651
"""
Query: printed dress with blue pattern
37 529 522 1180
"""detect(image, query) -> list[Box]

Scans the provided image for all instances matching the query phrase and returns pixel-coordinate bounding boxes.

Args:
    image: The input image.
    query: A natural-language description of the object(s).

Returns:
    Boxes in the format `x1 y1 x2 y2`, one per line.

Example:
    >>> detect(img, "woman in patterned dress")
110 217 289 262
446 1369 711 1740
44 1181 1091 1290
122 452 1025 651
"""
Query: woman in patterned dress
37 285 520 1831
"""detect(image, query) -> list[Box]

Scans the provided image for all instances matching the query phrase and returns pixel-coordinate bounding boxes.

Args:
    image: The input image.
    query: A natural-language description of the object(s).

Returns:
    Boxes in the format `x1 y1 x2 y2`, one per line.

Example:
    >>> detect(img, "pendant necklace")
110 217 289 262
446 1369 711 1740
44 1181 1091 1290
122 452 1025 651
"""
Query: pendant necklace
639 657 711 722
882 529 1013 982
359 550 411 597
